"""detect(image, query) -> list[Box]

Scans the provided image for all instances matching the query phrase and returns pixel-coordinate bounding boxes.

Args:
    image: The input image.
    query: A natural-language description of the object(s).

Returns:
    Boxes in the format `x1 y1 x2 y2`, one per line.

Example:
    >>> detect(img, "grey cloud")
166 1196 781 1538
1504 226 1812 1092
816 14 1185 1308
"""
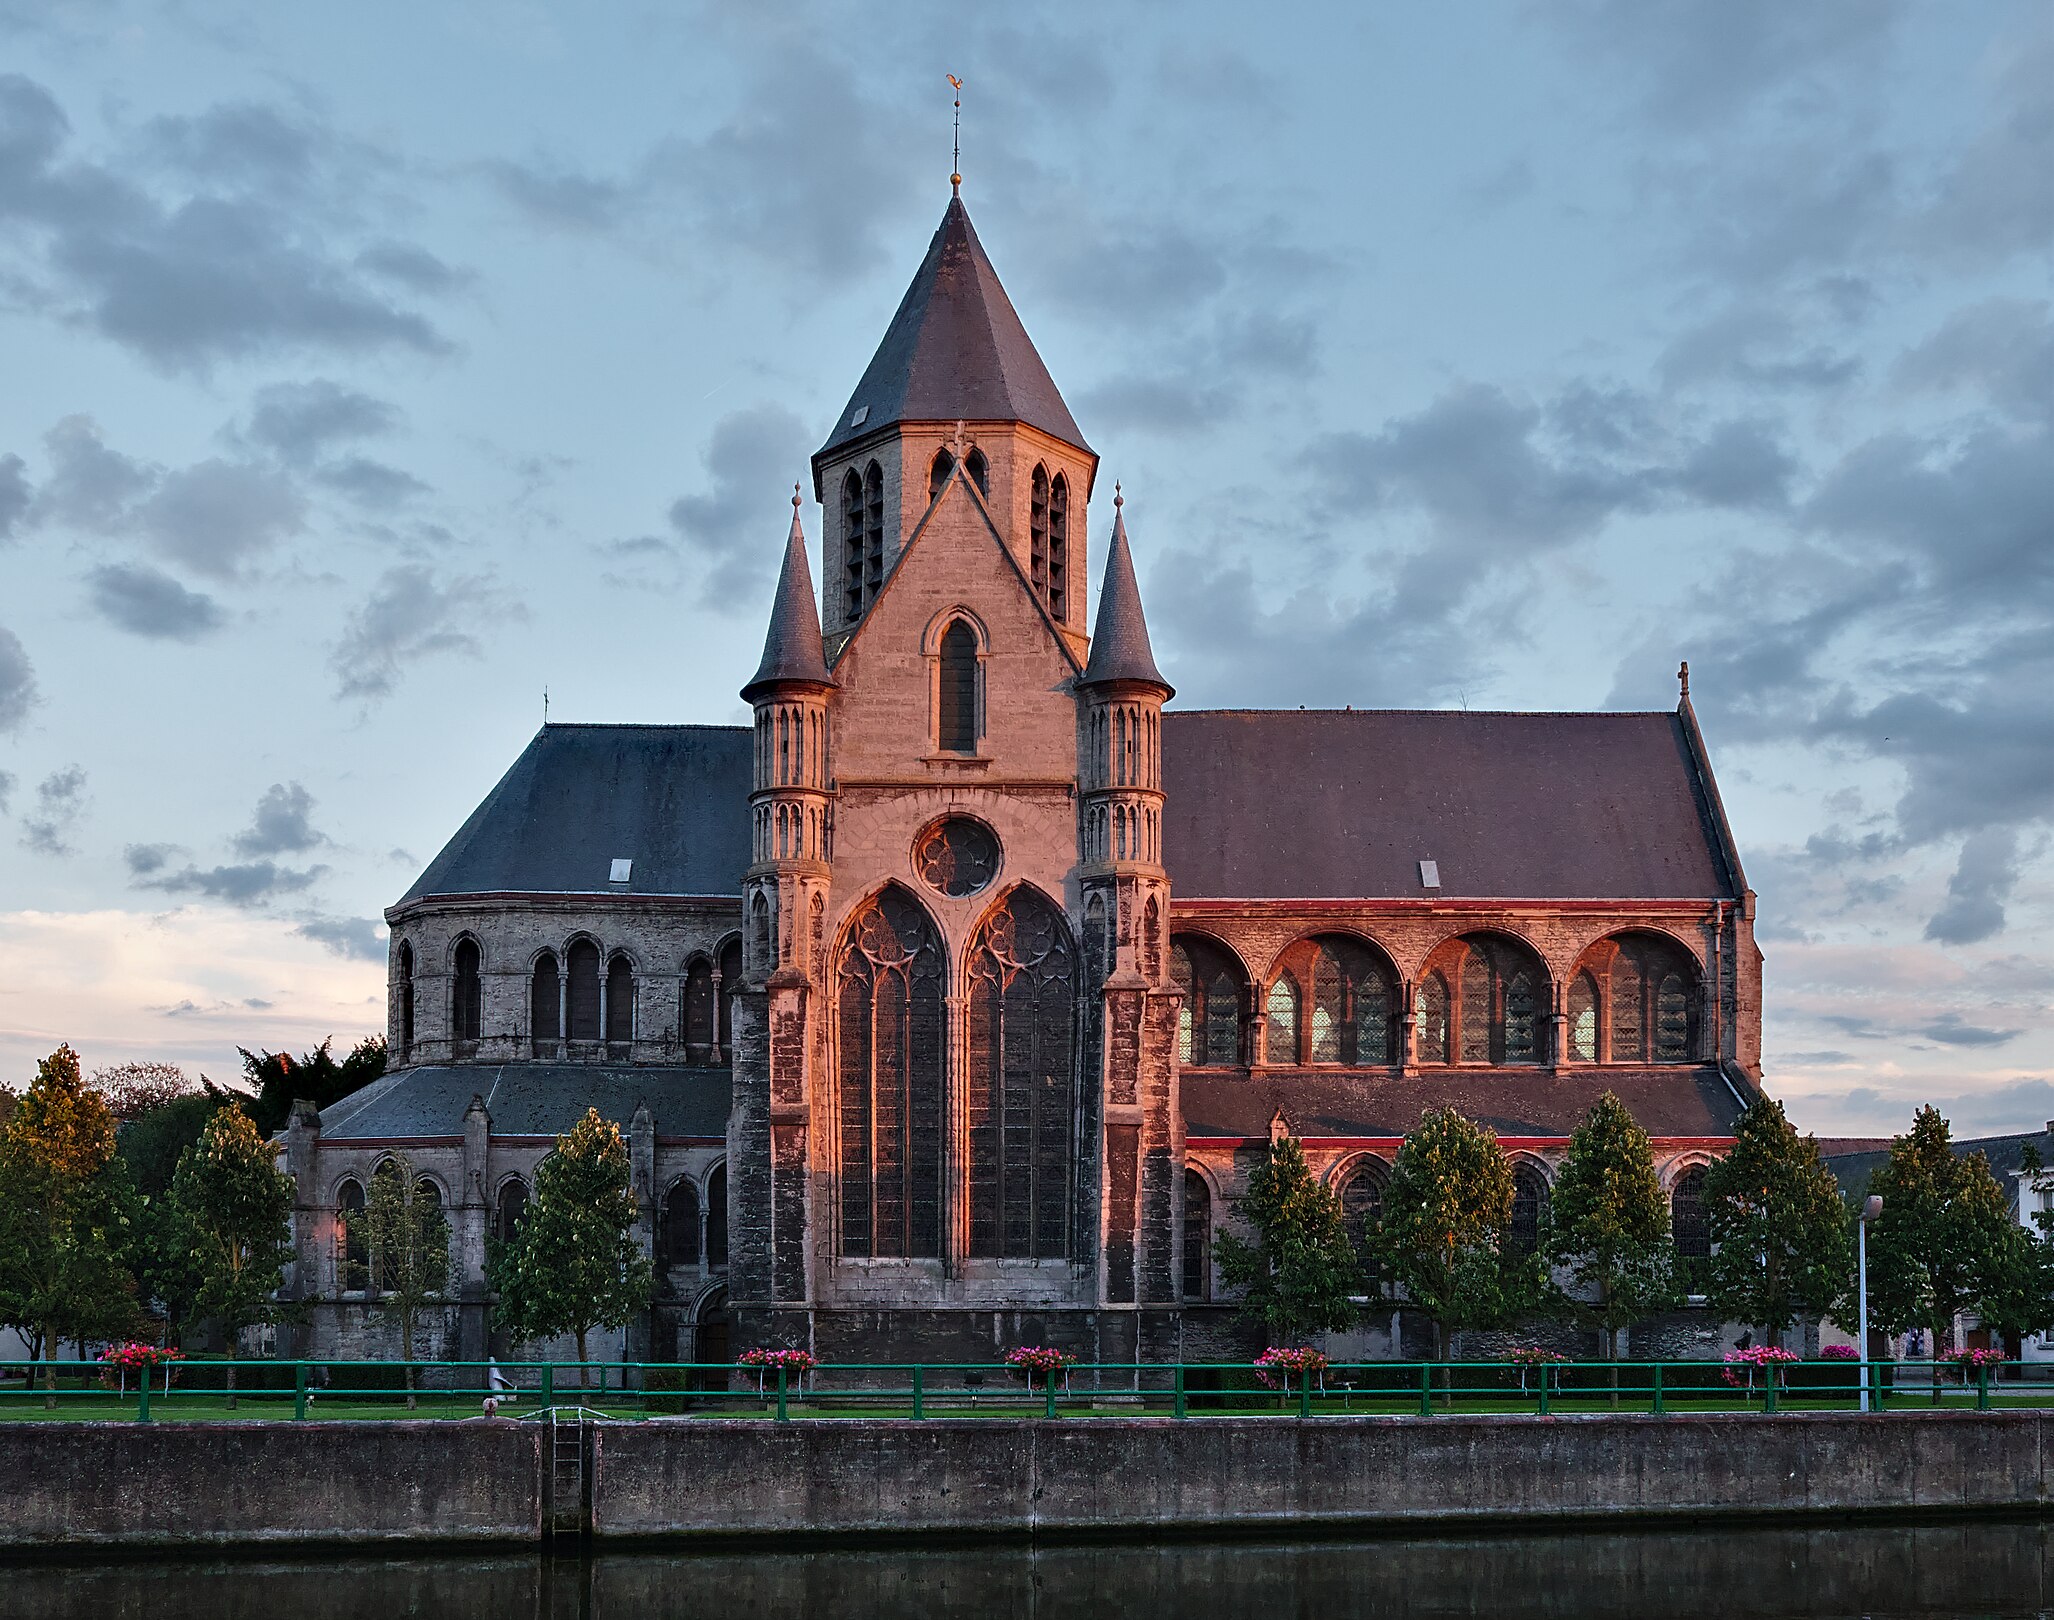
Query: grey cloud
1658 302 1862 392
131 853 322 905
1669 418 1797 510
1924 828 2023 946
665 405 811 607
34 415 153 532
0 623 36 731
20 763 86 855
295 914 385 961
314 456 430 509
1894 298 2054 425
1916 1012 2024 1049
244 379 398 465
354 241 468 294
0 451 27 540
484 160 631 233
0 769 12 814
85 562 225 640
329 564 508 701
134 459 305 578
1081 311 1317 434
0 74 451 369
1913 23 2054 266
232 781 324 857
124 841 177 876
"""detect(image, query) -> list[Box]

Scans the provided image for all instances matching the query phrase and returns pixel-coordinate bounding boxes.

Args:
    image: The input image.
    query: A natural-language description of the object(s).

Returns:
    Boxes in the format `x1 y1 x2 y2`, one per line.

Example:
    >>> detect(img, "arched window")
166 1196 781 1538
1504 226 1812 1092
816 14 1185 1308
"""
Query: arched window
965 446 989 494
665 1179 701 1267
1030 465 1051 605
531 952 561 1057
863 460 884 603
1577 932 1700 1064
717 939 742 1057
452 938 482 1046
1568 972 1599 1062
566 940 602 1043
1047 473 1069 620
1339 1158 1386 1288
836 888 946 1258
937 619 979 753
1272 935 1397 1066
397 941 415 1060
929 448 954 500
682 959 714 1056
1672 1165 1710 1259
605 954 634 1050
336 1177 368 1291
1418 972 1449 1064
1171 938 1245 1067
749 891 772 974
967 887 1077 1260
1509 1165 1550 1254
705 1163 728 1268
1265 976 1300 1064
841 468 866 620
493 1178 528 1246
1182 1169 1211 1300
1422 934 1549 1066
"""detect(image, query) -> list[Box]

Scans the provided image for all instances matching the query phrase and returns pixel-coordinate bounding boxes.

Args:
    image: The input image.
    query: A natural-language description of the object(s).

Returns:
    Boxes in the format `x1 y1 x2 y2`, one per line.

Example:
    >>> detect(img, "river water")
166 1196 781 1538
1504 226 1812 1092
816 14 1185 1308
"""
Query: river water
9 1520 2049 1618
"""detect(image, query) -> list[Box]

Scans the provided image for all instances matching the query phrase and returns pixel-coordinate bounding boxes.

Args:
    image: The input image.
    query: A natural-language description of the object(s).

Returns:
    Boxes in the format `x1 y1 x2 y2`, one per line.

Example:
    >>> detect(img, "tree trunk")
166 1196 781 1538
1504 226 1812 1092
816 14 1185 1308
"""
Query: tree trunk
225 1358 238 1413
1607 1325 1621 1410
402 1315 417 1412
39 1325 57 1411
576 1329 590 1392
1434 1319 1452 1403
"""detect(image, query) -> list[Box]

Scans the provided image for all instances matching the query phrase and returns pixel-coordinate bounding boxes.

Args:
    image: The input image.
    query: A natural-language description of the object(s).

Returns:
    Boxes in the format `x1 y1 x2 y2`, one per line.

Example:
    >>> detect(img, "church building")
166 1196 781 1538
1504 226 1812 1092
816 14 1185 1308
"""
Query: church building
282 188 1764 1366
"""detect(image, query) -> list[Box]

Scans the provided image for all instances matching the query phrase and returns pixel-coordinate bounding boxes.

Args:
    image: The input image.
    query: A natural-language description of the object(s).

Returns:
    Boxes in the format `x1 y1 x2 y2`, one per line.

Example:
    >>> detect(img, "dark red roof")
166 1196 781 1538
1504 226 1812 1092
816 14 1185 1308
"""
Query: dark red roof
1161 709 1738 900
815 195 1087 465
1182 1066 1748 1141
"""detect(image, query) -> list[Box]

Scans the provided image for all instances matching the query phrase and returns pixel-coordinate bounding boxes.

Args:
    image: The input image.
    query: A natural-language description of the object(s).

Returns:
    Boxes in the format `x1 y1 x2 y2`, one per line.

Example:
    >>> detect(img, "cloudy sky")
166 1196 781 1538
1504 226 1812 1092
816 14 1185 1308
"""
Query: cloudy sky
1 1 2048 1138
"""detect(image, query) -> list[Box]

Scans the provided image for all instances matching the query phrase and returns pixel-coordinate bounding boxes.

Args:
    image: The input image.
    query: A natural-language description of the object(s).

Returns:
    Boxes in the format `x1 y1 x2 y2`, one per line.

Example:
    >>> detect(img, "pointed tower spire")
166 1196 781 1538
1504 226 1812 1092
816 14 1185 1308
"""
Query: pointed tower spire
1080 486 1171 695
742 486 832 701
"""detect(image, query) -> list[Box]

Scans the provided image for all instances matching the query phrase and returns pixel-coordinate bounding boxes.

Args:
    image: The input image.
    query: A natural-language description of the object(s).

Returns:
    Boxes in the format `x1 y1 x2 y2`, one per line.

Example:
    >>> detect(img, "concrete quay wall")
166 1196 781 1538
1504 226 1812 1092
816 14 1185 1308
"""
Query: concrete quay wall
2 1412 2042 1550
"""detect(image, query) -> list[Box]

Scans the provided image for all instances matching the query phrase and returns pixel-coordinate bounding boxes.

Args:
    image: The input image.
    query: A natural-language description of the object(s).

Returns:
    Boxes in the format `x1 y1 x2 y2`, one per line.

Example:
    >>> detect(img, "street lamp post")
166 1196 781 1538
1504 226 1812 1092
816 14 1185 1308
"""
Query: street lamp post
1859 1194 1883 1413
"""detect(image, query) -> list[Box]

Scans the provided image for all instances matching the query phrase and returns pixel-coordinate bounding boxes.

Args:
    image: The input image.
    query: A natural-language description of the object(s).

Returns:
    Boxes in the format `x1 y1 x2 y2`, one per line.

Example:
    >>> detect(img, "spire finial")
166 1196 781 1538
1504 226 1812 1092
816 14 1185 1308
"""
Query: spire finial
1678 659 1691 700
792 481 802 511
1114 480 1122 508
947 74 963 193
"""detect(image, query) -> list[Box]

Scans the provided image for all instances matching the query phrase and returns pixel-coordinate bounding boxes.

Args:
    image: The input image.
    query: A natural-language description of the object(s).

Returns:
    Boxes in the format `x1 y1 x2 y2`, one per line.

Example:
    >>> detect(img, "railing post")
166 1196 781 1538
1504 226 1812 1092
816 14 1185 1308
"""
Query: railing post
1978 1364 1991 1412
1174 1364 1187 1420
911 1364 924 1420
543 1364 555 1409
775 1366 789 1422
293 1362 308 1421
1872 1360 1885 1412
1538 1364 1550 1416
1764 1364 1778 1415
1044 1371 1058 1420
1652 1362 1665 1416
1418 1362 1432 1418
1298 1370 1312 1419
137 1374 151 1423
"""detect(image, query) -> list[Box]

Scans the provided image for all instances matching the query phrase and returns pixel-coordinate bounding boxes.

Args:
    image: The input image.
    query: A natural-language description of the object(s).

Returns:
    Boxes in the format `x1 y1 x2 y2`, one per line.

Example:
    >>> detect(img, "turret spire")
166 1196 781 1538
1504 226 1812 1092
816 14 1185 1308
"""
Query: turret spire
1080 486 1172 695
741 486 832 700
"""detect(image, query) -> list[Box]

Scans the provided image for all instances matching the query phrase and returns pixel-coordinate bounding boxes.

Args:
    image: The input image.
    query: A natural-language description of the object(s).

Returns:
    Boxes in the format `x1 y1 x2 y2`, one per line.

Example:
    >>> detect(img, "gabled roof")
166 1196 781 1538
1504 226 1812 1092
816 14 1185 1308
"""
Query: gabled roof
815 195 1088 464
396 724 751 904
1079 495 1170 693
1161 709 1739 900
742 494 831 700
318 1064 730 1142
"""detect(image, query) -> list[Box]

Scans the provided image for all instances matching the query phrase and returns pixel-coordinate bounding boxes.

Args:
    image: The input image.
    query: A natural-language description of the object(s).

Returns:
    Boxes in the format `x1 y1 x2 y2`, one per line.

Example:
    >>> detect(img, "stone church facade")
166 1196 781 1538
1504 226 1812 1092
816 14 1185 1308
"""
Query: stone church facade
281 190 1764 1367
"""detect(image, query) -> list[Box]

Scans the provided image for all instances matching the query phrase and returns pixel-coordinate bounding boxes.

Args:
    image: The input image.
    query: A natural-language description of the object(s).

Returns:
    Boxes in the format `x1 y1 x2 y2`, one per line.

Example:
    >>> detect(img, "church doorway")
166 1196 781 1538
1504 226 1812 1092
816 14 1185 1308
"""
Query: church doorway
691 1288 729 1389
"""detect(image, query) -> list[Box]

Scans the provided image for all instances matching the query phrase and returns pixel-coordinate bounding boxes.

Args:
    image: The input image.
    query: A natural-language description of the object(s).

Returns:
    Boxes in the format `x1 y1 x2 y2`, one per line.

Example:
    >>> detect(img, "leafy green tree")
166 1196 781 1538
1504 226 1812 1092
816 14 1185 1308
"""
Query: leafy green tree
1213 1135 1362 1339
1548 1093 1682 1365
0 1047 141 1403
237 1035 386 1136
115 1088 233 1344
1866 1106 2015 1397
169 1106 295 1407
1376 1108 1535 1362
347 1154 451 1408
488 1108 653 1383
1700 1095 1851 1350
0 1083 17 1132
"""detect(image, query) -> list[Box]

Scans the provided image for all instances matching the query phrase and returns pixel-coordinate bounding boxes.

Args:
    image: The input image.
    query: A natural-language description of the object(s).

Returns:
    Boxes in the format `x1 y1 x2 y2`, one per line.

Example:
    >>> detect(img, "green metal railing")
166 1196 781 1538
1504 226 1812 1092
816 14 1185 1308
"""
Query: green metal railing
0 1355 2019 1423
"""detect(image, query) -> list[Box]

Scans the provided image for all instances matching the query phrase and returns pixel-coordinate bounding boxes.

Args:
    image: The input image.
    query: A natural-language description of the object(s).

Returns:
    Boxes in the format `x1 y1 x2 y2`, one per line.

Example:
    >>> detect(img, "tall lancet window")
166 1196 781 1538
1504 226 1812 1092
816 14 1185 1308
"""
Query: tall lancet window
1030 465 1051 607
930 449 954 501
836 888 946 1259
841 469 866 620
937 619 979 752
966 887 1077 1260
863 460 885 606
1047 473 1069 620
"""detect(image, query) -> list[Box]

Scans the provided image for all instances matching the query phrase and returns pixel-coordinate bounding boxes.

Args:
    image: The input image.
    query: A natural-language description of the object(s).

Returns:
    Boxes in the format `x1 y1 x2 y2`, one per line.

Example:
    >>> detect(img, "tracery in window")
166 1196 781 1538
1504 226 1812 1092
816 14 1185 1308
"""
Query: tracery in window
836 887 946 1259
1671 1165 1710 1259
966 887 1076 1260
1272 935 1397 1066
937 619 979 752
1172 937 1245 1067
1265 976 1299 1063
1418 972 1449 1064
1568 971 1599 1062
915 816 999 897
1572 932 1701 1065
1339 1158 1387 1287
1508 1165 1550 1254
1419 933 1549 1066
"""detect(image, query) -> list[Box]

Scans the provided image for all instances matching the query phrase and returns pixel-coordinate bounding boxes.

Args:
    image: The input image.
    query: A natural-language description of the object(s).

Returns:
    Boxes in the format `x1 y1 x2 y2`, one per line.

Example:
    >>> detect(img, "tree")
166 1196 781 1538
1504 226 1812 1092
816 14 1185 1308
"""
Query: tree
1376 1108 1535 1362
488 1108 653 1383
116 1087 233 1344
346 1154 451 1408
1700 1095 1851 1350
1866 1105 2015 1398
0 1047 141 1403
1548 1093 1682 1367
91 1061 199 1125
237 1035 387 1136
1213 1135 1362 1339
169 1106 295 1407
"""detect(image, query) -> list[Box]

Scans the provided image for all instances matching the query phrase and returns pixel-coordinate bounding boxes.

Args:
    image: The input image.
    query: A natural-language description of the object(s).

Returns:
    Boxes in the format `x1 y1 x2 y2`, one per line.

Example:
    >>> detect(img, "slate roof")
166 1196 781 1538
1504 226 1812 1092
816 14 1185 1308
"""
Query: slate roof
1182 1066 1752 1142
398 724 751 903
815 195 1088 463
317 1064 731 1142
1161 709 1739 901
743 499 832 700
1079 500 1170 692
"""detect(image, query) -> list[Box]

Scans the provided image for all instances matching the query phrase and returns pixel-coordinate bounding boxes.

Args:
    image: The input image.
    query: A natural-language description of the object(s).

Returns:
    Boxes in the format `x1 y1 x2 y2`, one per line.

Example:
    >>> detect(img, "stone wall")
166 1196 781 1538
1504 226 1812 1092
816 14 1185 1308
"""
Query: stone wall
6 1412 2045 1549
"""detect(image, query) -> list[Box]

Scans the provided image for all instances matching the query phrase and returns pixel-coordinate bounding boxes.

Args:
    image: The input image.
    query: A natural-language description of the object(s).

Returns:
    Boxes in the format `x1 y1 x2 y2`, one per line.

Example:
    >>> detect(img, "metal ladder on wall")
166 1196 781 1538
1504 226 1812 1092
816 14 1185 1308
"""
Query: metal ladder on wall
543 1407 600 1541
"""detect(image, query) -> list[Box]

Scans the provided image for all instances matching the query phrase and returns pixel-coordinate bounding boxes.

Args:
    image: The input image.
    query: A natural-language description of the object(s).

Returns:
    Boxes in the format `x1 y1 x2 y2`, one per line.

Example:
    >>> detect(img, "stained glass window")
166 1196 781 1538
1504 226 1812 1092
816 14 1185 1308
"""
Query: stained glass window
915 816 998 896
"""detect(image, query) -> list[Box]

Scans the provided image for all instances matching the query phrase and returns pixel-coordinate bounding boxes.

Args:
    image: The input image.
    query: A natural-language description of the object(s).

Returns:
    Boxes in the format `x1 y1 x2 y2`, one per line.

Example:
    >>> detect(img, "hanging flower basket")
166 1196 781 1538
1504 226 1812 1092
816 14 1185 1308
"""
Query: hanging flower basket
1943 1347 2005 1382
1253 1346 1329 1391
1721 1345 1800 1389
98 1342 183 1394
1004 1347 1077 1391
1500 1346 1569 1392
738 1347 816 1395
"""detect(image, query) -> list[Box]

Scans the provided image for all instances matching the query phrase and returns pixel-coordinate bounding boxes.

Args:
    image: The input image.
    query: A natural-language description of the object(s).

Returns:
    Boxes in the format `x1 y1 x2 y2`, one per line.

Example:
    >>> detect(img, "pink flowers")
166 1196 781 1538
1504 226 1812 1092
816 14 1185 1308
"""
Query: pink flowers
1004 1346 1078 1378
99 1341 182 1371
738 1347 816 1374
1944 1347 2006 1370
1501 1346 1570 1368
1721 1345 1800 1387
1819 1344 1861 1361
1254 1346 1329 1374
